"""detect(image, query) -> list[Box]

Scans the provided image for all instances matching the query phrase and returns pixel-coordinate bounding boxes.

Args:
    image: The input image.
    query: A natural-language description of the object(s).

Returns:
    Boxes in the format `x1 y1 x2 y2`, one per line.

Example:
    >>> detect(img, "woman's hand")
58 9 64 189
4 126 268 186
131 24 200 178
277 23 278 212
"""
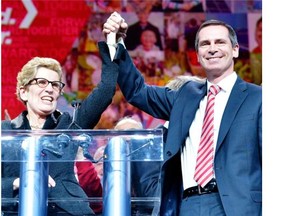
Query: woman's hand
102 12 128 39
13 175 56 190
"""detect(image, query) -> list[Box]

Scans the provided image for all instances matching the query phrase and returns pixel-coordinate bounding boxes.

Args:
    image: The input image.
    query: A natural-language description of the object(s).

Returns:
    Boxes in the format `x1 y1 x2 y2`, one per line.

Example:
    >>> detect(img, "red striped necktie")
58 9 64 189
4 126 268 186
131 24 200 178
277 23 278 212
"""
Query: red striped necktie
194 85 221 187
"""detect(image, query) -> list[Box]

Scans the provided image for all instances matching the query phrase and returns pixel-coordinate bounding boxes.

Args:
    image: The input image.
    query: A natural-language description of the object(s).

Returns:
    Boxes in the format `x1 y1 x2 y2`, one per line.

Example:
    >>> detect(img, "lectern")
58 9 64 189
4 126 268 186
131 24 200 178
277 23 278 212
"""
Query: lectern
1 129 163 216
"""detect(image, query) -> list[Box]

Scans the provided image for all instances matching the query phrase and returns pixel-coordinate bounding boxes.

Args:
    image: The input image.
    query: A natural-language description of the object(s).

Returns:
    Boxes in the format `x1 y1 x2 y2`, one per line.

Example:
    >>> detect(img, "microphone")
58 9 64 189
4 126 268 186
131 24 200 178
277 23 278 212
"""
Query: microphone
71 99 82 109
56 133 70 156
68 100 82 129
41 136 63 158
78 134 94 161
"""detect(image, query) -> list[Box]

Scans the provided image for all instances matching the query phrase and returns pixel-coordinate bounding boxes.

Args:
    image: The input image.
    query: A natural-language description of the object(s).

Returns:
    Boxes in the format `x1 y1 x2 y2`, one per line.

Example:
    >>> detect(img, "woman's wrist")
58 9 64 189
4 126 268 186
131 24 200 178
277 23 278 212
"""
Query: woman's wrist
13 178 19 190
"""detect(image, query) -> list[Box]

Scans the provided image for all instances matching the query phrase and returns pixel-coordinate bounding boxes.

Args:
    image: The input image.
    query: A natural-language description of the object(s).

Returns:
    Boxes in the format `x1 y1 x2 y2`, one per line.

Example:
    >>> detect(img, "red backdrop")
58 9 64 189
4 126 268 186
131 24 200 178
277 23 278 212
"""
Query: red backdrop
1 0 90 119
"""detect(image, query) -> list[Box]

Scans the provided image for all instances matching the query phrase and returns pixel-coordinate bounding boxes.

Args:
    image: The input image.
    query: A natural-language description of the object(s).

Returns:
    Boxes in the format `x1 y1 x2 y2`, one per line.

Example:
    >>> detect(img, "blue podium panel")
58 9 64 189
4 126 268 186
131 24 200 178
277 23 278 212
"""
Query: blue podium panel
1 129 163 216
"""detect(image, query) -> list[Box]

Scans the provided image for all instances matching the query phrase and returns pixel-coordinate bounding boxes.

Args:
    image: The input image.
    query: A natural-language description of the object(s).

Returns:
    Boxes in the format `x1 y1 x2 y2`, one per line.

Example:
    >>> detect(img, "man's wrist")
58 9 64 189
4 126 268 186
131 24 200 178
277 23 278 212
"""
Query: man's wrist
117 37 126 49
107 43 118 48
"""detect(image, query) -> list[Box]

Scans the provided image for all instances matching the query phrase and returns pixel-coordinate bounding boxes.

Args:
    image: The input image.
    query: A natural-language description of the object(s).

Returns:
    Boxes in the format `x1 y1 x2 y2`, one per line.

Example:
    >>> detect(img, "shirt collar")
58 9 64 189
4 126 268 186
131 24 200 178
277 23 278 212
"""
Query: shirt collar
207 72 237 93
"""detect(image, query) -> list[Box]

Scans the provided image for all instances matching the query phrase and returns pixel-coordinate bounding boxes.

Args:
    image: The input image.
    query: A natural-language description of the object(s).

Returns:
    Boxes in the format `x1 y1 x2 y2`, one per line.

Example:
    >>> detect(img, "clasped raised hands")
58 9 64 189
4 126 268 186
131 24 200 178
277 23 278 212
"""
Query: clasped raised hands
102 12 128 42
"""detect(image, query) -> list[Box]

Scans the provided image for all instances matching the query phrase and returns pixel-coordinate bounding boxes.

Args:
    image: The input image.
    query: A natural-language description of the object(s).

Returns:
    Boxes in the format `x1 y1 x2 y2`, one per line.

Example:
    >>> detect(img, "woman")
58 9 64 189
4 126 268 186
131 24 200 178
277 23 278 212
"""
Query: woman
1 42 120 215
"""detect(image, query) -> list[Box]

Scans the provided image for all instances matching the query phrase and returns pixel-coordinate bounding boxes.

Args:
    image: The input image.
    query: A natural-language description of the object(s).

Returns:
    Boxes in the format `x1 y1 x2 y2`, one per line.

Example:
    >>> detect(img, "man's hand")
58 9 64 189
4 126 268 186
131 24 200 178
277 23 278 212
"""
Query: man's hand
103 12 128 41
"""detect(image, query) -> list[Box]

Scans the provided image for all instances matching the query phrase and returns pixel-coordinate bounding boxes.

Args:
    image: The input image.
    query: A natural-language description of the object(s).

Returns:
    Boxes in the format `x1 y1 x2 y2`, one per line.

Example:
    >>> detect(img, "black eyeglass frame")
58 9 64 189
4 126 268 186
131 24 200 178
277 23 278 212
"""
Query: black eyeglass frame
27 78 65 91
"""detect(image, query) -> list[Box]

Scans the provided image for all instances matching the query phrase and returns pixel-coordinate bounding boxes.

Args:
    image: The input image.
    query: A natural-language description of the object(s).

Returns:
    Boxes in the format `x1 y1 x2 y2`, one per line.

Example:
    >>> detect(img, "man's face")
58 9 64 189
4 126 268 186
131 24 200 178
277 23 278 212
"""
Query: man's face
138 12 149 24
196 25 239 78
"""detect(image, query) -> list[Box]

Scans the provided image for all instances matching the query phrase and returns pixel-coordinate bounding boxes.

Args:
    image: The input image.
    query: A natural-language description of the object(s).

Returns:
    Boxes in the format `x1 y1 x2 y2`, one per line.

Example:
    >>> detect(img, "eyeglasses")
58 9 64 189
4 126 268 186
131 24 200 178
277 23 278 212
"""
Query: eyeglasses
27 78 65 91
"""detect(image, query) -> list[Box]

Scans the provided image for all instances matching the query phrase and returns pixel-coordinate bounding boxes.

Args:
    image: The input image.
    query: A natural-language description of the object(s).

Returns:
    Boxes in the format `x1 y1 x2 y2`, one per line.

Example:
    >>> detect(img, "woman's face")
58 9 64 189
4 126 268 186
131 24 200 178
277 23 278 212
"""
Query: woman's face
20 67 61 117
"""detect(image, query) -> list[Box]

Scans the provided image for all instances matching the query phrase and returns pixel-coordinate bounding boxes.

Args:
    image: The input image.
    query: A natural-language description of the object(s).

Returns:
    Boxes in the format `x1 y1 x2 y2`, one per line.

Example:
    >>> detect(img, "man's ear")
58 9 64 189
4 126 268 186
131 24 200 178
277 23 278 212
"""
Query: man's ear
19 86 28 102
233 44 240 58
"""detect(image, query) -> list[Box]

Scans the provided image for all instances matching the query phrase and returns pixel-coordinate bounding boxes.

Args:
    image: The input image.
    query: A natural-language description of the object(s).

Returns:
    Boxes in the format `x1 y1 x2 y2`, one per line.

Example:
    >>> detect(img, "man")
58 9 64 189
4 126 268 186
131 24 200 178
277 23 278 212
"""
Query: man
102 13 262 216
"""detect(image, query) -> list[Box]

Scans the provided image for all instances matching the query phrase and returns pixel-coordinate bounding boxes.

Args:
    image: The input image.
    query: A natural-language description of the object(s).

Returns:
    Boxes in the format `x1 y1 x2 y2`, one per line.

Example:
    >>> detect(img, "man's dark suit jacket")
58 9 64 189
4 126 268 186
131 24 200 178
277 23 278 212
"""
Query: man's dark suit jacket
106 43 262 216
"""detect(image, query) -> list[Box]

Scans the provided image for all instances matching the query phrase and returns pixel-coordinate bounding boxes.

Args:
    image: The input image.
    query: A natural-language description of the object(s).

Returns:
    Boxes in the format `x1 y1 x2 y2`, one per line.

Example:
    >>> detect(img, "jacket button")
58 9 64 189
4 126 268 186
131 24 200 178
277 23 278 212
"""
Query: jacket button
166 151 172 157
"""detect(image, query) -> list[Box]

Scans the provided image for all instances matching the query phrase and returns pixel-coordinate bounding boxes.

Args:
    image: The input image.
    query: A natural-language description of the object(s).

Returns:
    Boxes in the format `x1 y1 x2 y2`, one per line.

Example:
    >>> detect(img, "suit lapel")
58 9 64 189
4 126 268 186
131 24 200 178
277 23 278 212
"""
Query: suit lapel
216 77 248 152
181 83 207 138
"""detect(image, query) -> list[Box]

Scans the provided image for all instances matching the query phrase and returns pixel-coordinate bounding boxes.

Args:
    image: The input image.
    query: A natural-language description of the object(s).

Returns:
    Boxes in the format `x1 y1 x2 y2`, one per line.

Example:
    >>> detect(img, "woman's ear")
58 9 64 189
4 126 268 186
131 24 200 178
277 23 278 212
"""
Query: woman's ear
19 86 28 102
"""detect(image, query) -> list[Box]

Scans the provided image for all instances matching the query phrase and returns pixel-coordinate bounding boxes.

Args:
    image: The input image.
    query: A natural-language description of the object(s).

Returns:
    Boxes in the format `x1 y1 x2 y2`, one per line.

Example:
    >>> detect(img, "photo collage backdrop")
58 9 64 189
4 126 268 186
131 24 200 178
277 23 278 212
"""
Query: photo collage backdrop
1 0 262 129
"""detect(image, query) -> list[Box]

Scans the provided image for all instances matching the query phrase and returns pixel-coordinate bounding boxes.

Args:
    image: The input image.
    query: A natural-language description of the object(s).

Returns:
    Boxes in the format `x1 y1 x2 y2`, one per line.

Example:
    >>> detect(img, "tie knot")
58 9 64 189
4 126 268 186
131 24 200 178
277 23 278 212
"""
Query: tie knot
209 85 221 96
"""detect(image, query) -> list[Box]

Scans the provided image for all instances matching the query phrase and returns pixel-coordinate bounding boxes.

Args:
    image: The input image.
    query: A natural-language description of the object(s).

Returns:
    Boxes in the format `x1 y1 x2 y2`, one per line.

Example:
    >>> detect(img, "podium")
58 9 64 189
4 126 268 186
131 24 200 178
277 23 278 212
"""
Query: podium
1 129 163 216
